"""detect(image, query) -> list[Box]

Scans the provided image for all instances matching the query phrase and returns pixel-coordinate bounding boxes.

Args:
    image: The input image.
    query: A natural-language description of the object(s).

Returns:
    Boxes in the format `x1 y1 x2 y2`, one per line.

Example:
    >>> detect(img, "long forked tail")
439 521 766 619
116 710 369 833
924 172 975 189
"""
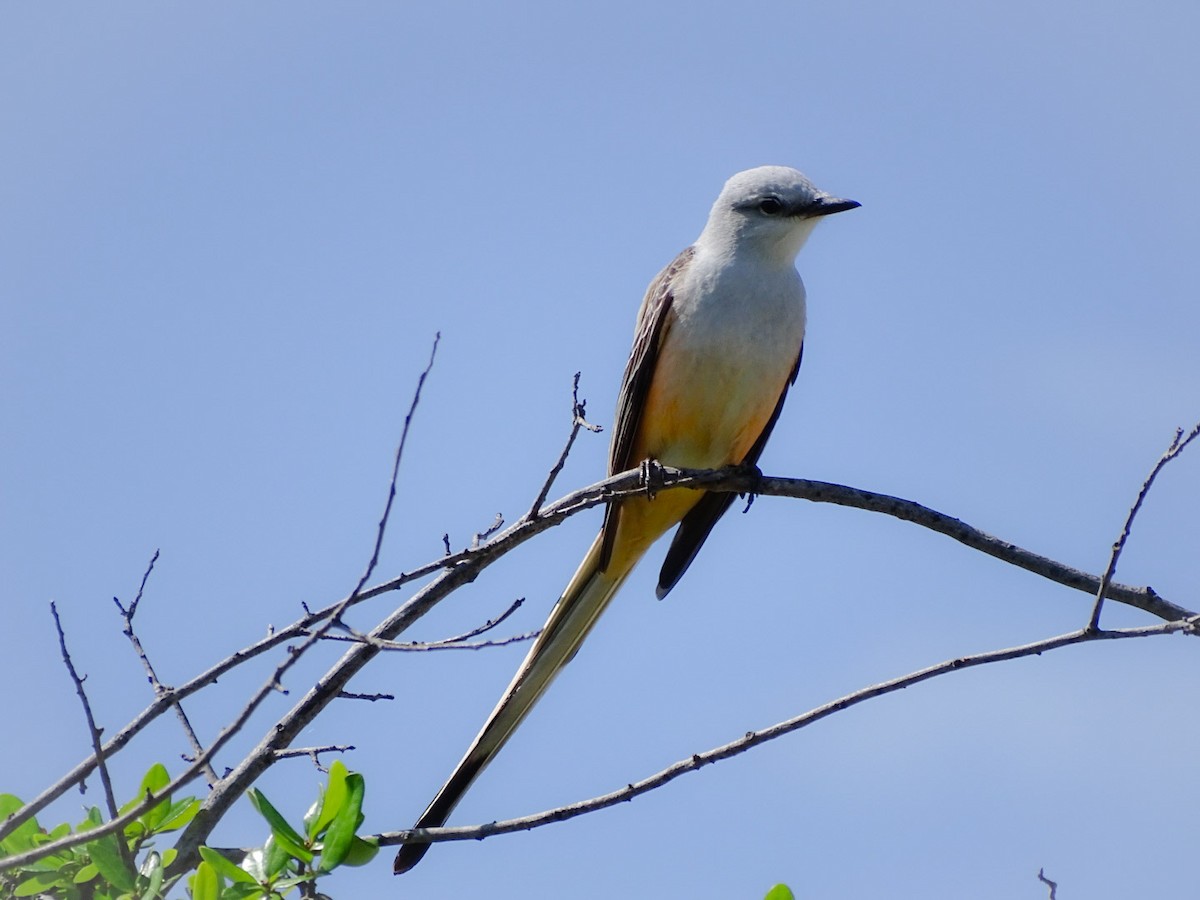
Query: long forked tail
394 533 632 874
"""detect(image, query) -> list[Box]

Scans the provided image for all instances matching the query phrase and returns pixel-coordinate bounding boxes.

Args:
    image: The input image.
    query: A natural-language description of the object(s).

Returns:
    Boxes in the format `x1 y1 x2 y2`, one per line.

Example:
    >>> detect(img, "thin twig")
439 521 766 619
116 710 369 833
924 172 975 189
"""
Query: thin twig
383 616 1198 851
321 629 541 652
112 551 220 785
274 745 356 772
1037 867 1058 899
318 597 530 651
528 372 602 520
124 548 158 621
348 333 441 601
336 692 395 702
50 602 132 872
430 597 526 644
1088 420 1200 629
470 514 505 550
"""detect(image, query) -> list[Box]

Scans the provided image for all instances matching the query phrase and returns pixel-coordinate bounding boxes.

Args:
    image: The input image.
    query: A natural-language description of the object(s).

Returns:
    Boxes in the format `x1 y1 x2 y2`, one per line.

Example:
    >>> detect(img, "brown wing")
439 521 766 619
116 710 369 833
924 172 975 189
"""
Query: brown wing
655 342 804 599
597 246 695 571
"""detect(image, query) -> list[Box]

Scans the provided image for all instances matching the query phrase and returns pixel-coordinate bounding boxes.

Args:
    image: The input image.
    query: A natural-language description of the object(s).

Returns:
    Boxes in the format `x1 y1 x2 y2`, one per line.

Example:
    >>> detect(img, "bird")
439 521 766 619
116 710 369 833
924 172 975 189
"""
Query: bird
394 165 858 874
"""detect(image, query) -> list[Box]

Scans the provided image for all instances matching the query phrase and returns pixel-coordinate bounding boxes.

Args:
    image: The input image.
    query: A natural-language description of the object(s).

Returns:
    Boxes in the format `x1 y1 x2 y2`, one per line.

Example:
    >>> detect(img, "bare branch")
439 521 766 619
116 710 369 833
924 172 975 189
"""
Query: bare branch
381 616 1198 851
51 603 119 818
1088 420 1200 629
349 332 440 601
322 629 541 652
7 465 1189 849
470 514 505 550
429 597 527 645
1037 867 1058 900
48 602 131 871
114 547 158 622
527 372 602 520
696 471 1193 623
337 691 395 702
112 551 220 785
318 596 535 651
274 745 356 772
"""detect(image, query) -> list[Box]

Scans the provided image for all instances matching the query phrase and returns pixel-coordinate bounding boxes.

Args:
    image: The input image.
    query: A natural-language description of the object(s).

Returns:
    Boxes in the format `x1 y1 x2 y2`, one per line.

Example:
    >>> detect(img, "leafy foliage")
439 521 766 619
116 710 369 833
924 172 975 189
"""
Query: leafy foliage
0 764 196 899
1 760 376 899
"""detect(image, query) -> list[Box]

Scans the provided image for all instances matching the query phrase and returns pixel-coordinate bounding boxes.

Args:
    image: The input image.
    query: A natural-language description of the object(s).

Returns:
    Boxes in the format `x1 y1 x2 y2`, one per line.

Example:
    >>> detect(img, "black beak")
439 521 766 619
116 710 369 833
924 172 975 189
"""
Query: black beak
803 196 861 218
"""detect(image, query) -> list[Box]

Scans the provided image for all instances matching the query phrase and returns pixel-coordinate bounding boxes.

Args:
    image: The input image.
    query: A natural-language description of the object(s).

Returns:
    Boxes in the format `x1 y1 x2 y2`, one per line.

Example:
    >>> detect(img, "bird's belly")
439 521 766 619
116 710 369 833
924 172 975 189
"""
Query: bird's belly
632 325 796 470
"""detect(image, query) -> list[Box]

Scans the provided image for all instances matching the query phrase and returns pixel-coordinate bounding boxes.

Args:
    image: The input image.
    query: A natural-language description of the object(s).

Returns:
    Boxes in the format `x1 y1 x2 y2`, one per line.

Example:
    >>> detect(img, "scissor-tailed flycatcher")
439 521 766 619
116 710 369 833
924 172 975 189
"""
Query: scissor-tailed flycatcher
394 165 858 874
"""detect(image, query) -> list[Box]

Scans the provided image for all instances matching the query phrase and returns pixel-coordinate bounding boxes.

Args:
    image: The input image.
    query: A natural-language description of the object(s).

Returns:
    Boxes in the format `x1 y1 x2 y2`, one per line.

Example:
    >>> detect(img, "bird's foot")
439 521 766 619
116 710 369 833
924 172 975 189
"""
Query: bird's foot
737 461 764 513
639 458 665 501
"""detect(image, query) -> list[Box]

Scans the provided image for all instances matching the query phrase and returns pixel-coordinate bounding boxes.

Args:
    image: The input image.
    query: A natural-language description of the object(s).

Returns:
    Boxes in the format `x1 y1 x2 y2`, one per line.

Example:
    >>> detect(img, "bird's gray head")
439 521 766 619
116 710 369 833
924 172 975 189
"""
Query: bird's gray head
699 165 859 263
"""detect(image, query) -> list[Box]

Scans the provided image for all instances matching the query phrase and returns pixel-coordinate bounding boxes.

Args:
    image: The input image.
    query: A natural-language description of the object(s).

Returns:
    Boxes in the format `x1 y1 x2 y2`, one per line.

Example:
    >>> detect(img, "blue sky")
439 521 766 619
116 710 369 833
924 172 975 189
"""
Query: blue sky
3 3 1198 898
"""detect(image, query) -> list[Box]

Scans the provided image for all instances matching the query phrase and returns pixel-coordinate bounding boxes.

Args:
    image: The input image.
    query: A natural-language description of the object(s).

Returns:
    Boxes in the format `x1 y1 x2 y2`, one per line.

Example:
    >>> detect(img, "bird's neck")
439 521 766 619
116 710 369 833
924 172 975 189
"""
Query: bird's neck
694 218 818 270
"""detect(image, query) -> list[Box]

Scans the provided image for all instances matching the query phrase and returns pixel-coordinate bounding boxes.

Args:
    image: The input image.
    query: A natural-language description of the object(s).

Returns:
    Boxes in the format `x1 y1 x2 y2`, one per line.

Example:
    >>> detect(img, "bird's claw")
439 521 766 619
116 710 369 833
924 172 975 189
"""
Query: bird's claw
640 458 664 500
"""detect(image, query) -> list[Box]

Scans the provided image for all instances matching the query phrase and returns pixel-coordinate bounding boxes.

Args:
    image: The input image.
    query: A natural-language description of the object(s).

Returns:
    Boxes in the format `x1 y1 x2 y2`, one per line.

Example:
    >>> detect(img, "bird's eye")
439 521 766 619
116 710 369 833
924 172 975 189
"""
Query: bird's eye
757 197 784 215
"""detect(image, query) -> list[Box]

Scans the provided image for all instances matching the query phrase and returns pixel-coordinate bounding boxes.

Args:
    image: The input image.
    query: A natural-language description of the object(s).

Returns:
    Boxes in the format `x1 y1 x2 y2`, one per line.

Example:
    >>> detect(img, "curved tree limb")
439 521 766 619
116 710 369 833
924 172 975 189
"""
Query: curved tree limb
5 467 1191 865
380 615 1199 851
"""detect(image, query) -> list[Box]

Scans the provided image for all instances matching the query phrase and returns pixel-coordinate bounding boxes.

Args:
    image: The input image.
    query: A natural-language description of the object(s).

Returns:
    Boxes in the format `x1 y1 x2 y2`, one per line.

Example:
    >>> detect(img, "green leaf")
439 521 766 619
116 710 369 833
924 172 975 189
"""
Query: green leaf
78 806 104 832
317 772 364 872
764 885 796 900
0 794 42 854
247 789 309 858
19 848 73 874
190 860 221 900
74 862 100 883
154 797 200 833
306 759 348 840
226 882 270 900
199 846 257 885
86 832 137 893
136 764 172 831
0 793 24 817
14 870 65 897
339 835 379 867
272 873 317 892
262 834 295 878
